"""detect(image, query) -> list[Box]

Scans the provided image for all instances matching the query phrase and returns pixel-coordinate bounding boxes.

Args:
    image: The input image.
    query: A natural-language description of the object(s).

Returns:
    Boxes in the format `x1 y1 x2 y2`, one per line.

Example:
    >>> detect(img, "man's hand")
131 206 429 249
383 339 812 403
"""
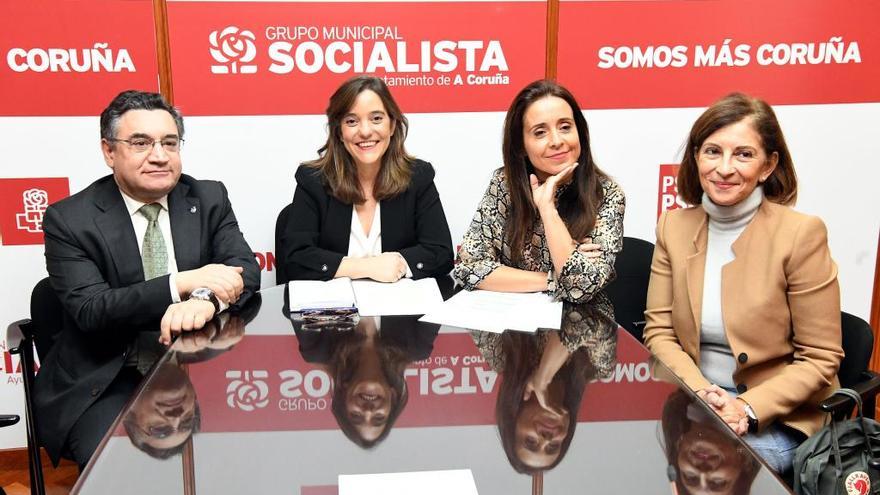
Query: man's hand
159 299 216 345
367 252 408 283
176 264 244 304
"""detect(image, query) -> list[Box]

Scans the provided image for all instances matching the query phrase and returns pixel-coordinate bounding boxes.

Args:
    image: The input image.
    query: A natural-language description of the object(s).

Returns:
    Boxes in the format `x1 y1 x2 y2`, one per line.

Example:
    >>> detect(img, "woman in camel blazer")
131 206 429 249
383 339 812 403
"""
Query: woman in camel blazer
644 93 842 474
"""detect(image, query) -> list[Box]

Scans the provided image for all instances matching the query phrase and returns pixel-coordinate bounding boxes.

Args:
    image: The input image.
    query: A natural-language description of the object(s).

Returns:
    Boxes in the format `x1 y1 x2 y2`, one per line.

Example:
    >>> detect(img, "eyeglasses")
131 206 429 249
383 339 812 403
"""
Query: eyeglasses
141 415 196 439
107 136 184 153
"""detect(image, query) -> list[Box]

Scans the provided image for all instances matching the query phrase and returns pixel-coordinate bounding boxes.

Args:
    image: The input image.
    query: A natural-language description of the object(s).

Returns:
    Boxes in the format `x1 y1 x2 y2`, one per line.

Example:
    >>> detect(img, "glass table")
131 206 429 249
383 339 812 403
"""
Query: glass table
73 284 792 494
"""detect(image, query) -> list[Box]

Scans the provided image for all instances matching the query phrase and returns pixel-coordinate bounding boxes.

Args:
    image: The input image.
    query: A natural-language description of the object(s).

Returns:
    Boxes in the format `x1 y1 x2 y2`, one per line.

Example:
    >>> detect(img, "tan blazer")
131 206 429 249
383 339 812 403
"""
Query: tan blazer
644 199 842 436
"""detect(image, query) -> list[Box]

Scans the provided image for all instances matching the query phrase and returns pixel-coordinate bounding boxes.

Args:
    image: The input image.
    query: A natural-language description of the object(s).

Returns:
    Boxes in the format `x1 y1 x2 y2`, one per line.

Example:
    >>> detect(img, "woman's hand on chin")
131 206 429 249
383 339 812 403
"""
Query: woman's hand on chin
530 162 578 215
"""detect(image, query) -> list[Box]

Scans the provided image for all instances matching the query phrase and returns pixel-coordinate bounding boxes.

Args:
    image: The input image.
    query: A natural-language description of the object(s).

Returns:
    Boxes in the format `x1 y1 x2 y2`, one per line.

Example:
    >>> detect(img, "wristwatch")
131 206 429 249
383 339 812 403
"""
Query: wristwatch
189 287 220 313
742 403 759 434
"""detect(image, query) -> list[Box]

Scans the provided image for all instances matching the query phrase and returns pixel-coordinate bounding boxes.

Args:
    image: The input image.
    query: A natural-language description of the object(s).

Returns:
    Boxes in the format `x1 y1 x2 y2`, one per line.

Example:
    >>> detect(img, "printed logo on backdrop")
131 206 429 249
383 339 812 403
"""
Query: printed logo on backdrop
557 0 880 108
0 178 69 246
167 2 545 114
657 164 689 219
226 370 270 411
254 251 275 273
1 1 159 116
209 27 257 74
207 24 509 85
0 339 34 385
6 44 136 73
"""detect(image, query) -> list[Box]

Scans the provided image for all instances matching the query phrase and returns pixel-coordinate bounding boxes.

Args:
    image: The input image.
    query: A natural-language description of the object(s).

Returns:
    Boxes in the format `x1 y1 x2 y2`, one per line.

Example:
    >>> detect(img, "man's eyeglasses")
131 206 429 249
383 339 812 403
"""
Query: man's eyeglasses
142 415 196 439
107 136 184 153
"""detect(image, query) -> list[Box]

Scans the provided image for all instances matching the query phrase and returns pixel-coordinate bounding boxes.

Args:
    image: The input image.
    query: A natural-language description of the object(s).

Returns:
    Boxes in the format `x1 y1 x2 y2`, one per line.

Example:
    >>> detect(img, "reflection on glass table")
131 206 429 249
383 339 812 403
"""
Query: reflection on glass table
72 285 791 494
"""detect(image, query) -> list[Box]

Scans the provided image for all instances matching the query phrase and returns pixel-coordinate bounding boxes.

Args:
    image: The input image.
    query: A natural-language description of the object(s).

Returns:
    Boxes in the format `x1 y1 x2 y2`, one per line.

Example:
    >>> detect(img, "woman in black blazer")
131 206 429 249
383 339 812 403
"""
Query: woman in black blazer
279 76 454 283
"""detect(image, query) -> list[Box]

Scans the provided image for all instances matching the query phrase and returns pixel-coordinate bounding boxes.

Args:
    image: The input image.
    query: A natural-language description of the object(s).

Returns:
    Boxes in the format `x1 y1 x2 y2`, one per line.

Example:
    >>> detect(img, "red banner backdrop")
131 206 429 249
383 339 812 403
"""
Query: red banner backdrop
167 1 546 115
0 0 159 116
557 0 880 108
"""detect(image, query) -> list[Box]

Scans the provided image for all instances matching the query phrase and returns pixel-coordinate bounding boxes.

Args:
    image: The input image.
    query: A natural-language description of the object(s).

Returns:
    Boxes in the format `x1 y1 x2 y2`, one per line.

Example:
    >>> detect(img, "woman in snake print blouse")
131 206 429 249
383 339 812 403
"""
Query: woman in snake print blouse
453 80 625 307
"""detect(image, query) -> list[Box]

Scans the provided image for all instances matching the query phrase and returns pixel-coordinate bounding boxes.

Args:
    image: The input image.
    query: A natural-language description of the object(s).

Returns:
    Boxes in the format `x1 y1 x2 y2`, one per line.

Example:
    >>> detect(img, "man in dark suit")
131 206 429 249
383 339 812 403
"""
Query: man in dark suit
34 90 260 469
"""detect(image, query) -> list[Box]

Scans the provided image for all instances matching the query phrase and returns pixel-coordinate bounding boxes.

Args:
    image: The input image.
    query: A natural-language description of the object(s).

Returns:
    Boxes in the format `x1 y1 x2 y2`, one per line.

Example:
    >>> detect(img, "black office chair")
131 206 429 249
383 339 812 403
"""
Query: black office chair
819 312 880 421
0 414 20 427
274 203 293 286
604 236 655 342
6 276 64 495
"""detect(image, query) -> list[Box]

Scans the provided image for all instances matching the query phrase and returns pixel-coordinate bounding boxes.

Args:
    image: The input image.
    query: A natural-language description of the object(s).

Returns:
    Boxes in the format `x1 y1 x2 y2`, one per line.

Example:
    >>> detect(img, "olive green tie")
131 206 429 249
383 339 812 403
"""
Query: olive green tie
139 203 168 280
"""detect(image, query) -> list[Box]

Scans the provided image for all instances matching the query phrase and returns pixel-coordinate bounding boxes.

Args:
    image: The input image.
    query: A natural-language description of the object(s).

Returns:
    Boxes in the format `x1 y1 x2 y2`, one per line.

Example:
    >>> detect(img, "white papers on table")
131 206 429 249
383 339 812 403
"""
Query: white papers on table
419 289 562 333
338 469 479 495
351 278 443 316
287 278 443 316
287 278 355 311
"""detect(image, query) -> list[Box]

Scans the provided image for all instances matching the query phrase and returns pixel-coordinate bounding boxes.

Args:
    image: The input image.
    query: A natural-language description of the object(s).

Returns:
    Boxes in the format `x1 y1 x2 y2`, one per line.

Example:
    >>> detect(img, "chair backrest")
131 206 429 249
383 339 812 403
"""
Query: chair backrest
29 277 65 362
838 311 874 388
604 237 655 342
274 203 293 286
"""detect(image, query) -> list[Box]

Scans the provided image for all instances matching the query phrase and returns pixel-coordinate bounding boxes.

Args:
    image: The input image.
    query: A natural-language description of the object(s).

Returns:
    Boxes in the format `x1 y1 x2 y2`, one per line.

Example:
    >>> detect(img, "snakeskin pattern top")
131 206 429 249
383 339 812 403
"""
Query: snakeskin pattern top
471 301 619 379
453 167 626 304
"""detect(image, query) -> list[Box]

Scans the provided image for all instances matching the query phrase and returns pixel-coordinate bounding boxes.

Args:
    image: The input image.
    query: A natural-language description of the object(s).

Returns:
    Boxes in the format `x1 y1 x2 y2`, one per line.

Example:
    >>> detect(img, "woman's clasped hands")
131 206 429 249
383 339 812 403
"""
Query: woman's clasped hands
697 383 750 436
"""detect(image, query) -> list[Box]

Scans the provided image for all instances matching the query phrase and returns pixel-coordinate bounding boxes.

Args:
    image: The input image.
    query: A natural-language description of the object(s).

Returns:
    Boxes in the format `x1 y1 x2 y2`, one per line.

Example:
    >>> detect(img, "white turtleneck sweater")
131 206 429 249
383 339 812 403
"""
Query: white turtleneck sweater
698 186 764 389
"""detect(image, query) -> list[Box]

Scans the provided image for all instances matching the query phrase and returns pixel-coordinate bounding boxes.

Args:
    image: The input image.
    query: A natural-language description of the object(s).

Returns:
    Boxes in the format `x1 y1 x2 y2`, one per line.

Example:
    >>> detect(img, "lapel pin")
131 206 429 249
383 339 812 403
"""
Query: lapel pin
190 206 197 214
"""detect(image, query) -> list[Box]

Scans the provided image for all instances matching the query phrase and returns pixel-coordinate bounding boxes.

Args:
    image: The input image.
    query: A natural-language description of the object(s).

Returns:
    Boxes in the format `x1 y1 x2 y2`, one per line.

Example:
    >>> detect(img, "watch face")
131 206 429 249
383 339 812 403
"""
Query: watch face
192 288 211 298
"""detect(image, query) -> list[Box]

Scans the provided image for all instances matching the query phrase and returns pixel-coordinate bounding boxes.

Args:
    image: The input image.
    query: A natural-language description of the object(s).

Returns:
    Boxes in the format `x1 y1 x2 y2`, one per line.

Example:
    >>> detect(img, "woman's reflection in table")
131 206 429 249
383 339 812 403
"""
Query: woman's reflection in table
472 301 617 474
294 315 439 448
121 315 247 459
660 390 760 495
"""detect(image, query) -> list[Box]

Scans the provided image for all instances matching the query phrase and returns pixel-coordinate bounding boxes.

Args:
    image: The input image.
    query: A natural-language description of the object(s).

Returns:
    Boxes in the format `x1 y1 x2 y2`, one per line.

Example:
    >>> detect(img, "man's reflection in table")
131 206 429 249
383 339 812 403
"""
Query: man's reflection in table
660 390 760 495
121 314 247 459
472 301 617 474
293 315 440 448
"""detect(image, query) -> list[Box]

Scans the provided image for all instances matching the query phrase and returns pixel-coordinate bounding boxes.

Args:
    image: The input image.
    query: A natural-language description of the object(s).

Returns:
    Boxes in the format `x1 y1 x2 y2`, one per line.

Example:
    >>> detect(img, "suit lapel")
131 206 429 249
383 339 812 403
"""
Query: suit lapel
379 195 403 251
326 196 352 254
168 181 201 271
720 200 766 335
93 179 143 285
685 213 708 337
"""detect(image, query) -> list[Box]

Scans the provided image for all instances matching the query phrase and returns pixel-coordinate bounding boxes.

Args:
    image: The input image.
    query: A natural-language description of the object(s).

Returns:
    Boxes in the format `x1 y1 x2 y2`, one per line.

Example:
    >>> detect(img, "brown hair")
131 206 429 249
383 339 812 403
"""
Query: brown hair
502 80 608 263
328 329 410 449
305 76 414 204
496 331 594 474
678 93 798 205
660 390 759 494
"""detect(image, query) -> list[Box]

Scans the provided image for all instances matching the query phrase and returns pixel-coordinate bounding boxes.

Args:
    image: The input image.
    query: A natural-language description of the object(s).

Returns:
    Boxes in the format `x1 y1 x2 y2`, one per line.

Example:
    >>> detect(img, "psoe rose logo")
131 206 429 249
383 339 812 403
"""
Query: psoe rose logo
226 370 269 411
209 26 257 74
16 189 49 233
0 178 69 246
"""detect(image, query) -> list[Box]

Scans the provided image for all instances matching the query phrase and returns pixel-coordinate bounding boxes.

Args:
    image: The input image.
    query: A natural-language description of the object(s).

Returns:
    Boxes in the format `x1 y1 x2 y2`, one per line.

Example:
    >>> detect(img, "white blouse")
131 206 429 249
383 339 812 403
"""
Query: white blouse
348 203 382 258
347 203 412 277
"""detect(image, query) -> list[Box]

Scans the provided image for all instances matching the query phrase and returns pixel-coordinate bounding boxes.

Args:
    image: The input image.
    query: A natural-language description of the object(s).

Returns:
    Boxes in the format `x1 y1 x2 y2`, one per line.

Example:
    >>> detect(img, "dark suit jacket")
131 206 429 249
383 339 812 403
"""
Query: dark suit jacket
278 160 454 282
34 174 260 464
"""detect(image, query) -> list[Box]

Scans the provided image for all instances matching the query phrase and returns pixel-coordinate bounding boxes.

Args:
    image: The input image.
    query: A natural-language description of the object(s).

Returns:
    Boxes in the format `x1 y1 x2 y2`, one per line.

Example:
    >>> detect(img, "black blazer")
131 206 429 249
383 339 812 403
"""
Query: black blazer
34 174 260 464
278 160 454 282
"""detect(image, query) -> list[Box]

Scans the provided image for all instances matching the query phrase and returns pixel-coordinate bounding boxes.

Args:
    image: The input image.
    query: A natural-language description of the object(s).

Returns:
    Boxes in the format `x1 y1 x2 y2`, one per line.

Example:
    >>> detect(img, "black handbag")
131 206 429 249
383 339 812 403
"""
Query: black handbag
793 388 880 494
